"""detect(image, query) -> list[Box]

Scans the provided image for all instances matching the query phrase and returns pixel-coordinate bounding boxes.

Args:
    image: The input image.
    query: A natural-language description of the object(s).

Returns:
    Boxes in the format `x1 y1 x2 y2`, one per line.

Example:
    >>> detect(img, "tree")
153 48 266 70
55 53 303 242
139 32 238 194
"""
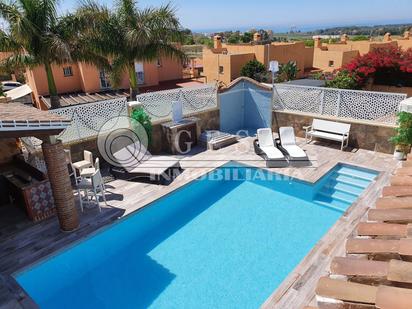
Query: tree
257 29 269 41
227 33 240 44
0 0 79 108
343 46 412 87
325 70 359 89
277 61 299 82
240 60 269 82
241 32 253 43
76 0 186 100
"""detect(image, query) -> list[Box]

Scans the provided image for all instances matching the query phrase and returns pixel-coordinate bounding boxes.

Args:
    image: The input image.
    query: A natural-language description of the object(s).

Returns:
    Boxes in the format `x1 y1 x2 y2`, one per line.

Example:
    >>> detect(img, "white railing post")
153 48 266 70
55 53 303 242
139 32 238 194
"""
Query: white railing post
319 90 325 114
336 90 342 117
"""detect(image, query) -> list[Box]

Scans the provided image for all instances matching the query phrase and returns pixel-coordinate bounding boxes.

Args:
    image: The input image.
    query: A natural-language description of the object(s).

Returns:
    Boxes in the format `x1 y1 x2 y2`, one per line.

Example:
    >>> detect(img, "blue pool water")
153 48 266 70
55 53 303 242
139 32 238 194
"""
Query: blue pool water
16 163 377 309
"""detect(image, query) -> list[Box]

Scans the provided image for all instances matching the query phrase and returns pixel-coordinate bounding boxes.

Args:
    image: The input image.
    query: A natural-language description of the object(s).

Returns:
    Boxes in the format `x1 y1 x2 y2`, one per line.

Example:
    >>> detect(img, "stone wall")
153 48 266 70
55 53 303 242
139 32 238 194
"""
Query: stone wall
273 110 396 154
367 85 412 97
66 107 220 161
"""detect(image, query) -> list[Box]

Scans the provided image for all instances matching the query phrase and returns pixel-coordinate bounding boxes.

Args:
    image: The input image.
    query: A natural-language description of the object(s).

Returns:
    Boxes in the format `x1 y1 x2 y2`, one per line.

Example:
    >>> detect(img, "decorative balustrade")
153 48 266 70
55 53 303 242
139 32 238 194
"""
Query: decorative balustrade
136 84 218 122
44 84 218 144
273 84 407 124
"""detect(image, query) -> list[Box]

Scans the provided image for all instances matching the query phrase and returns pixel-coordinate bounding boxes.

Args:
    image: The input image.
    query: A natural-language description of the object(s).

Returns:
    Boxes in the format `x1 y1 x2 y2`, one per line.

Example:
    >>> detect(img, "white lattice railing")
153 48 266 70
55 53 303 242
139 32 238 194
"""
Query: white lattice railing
136 84 218 122
43 84 217 144
49 97 128 143
273 84 407 124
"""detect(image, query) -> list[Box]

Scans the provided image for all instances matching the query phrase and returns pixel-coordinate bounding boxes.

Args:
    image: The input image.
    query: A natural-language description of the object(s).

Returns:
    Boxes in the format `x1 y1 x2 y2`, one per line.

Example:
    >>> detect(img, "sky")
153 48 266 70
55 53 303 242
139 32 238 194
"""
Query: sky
59 0 412 32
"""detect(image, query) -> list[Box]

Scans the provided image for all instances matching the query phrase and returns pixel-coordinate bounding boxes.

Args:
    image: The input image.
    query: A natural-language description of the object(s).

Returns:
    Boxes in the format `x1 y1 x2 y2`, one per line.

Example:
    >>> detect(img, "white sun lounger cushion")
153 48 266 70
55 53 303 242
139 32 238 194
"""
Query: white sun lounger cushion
257 128 285 160
113 142 179 175
279 127 307 159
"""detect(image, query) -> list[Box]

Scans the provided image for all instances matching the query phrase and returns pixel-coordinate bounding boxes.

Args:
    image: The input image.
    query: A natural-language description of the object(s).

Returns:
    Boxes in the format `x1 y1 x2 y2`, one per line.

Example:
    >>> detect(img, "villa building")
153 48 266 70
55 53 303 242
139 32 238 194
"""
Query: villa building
313 31 412 72
23 57 184 108
202 34 314 85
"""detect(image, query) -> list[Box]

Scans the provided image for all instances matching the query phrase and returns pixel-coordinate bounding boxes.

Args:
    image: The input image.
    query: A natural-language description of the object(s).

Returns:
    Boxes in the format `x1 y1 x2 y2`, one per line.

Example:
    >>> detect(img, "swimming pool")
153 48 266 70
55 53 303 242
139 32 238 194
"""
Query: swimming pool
16 163 378 308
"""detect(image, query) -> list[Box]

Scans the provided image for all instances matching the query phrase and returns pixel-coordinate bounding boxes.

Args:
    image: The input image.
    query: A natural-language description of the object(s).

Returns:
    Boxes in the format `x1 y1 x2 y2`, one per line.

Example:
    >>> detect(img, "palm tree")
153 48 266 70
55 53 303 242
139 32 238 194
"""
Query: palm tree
76 0 186 99
0 0 77 108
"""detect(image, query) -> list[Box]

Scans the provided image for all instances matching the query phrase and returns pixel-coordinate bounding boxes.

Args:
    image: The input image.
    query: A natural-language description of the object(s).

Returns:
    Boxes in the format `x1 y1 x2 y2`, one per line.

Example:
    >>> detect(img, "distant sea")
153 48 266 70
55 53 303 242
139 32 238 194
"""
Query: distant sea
192 19 412 34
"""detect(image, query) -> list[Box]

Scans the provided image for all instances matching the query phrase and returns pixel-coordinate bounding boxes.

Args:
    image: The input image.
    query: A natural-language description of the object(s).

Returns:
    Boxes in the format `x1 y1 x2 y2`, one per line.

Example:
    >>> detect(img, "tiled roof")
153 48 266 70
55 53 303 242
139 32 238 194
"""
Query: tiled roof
41 90 129 108
311 156 412 309
0 103 70 136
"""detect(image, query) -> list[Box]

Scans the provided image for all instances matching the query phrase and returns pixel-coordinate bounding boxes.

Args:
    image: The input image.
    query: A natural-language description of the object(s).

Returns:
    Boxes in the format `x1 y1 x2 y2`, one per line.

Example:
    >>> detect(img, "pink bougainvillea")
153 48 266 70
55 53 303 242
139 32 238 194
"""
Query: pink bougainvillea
342 46 412 86
400 49 412 73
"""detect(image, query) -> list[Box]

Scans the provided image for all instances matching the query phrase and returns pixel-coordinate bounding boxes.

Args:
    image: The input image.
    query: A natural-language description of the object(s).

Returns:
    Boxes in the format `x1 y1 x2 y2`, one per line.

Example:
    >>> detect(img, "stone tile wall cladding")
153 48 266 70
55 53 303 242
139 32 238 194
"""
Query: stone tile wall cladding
273 110 396 154
67 108 220 161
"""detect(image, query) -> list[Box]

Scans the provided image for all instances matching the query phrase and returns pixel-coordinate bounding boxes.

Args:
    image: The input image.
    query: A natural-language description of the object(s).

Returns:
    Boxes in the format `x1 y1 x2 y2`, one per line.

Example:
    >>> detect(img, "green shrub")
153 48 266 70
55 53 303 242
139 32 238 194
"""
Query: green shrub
325 70 359 89
0 84 4 97
276 61 299 82
240 60 270 82
303 39 314 47
389 112 412 154
351 35 369 41
130 107 152 145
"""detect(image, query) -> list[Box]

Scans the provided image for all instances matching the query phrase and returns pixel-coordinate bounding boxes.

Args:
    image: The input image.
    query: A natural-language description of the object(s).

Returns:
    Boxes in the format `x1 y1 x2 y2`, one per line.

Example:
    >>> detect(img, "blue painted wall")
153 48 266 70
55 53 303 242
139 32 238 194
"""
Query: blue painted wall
220 80 272 135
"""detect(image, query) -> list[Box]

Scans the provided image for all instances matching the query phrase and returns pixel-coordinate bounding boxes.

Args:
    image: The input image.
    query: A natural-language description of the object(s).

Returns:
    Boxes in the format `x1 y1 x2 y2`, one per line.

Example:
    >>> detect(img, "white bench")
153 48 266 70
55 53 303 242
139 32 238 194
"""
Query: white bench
304 119 351 150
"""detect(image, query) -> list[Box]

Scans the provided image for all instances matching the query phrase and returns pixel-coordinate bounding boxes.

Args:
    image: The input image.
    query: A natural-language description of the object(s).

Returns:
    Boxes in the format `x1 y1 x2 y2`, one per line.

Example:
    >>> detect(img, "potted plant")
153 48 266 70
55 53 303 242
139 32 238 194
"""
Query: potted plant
389 112 412 160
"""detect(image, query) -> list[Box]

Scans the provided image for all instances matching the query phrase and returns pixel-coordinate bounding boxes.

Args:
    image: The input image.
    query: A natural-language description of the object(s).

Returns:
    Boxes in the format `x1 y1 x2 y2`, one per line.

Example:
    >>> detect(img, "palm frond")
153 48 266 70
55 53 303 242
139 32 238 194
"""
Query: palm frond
0 29 24 52
109 56 128 88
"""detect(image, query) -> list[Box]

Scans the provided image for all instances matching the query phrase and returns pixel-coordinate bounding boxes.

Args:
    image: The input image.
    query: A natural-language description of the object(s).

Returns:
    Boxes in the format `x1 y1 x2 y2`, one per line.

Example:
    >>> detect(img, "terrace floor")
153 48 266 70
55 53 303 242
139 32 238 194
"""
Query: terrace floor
0 137 399 308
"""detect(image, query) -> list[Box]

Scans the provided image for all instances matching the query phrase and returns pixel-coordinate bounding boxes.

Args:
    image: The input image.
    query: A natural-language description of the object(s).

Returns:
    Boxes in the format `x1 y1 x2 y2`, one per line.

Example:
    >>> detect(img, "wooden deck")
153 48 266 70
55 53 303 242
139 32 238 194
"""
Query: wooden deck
0 137 399 308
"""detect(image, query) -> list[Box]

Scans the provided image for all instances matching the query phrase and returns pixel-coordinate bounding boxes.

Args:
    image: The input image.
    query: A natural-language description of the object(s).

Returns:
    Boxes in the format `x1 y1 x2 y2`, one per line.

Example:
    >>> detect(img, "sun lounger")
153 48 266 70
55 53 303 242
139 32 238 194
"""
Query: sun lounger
357 222 408 237
110 141 181 184
253 128 288 167
316 277 412 309
382 186 412 197
278 127 309 164
368 209 412 223
376 197 412 209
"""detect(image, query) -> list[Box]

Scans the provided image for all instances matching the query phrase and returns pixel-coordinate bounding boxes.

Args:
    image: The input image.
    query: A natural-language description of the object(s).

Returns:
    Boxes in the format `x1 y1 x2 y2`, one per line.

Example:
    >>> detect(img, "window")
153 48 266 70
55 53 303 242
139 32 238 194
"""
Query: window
219 66 224 74
135 62 145 85
99 70 111 89
328 60 335 67
63 66 73 77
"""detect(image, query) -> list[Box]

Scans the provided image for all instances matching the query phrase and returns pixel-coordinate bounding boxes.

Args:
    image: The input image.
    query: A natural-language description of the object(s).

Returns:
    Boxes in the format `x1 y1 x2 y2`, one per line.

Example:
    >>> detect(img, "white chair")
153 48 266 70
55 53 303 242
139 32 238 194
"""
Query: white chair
76 169 107 212
254 128 287 167
72 150 93 172
65 149 82 185
279 127 308 161
80 158 105 191
80 158 100 178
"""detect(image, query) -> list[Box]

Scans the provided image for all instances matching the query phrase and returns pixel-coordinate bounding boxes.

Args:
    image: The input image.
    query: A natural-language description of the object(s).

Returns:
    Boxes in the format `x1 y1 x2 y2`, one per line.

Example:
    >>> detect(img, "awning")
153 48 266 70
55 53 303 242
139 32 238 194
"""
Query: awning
4 84 32 100
0 103 70 138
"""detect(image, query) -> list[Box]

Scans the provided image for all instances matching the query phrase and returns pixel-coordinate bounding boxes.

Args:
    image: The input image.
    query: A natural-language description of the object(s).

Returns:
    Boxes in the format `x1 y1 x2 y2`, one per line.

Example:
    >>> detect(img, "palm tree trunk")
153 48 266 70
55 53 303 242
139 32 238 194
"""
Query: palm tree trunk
44 62 60 109
128 63 139 101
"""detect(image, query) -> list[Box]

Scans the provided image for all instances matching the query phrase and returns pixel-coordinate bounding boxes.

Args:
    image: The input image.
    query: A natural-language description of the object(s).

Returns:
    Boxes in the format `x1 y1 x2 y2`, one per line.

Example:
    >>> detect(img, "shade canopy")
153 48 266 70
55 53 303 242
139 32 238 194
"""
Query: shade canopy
4 84 32 100
0 103 70 138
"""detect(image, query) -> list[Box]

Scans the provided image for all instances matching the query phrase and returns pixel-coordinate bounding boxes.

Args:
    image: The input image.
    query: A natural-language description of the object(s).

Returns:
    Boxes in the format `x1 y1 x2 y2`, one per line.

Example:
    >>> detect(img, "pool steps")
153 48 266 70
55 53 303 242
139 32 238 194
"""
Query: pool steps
313 166 377 212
